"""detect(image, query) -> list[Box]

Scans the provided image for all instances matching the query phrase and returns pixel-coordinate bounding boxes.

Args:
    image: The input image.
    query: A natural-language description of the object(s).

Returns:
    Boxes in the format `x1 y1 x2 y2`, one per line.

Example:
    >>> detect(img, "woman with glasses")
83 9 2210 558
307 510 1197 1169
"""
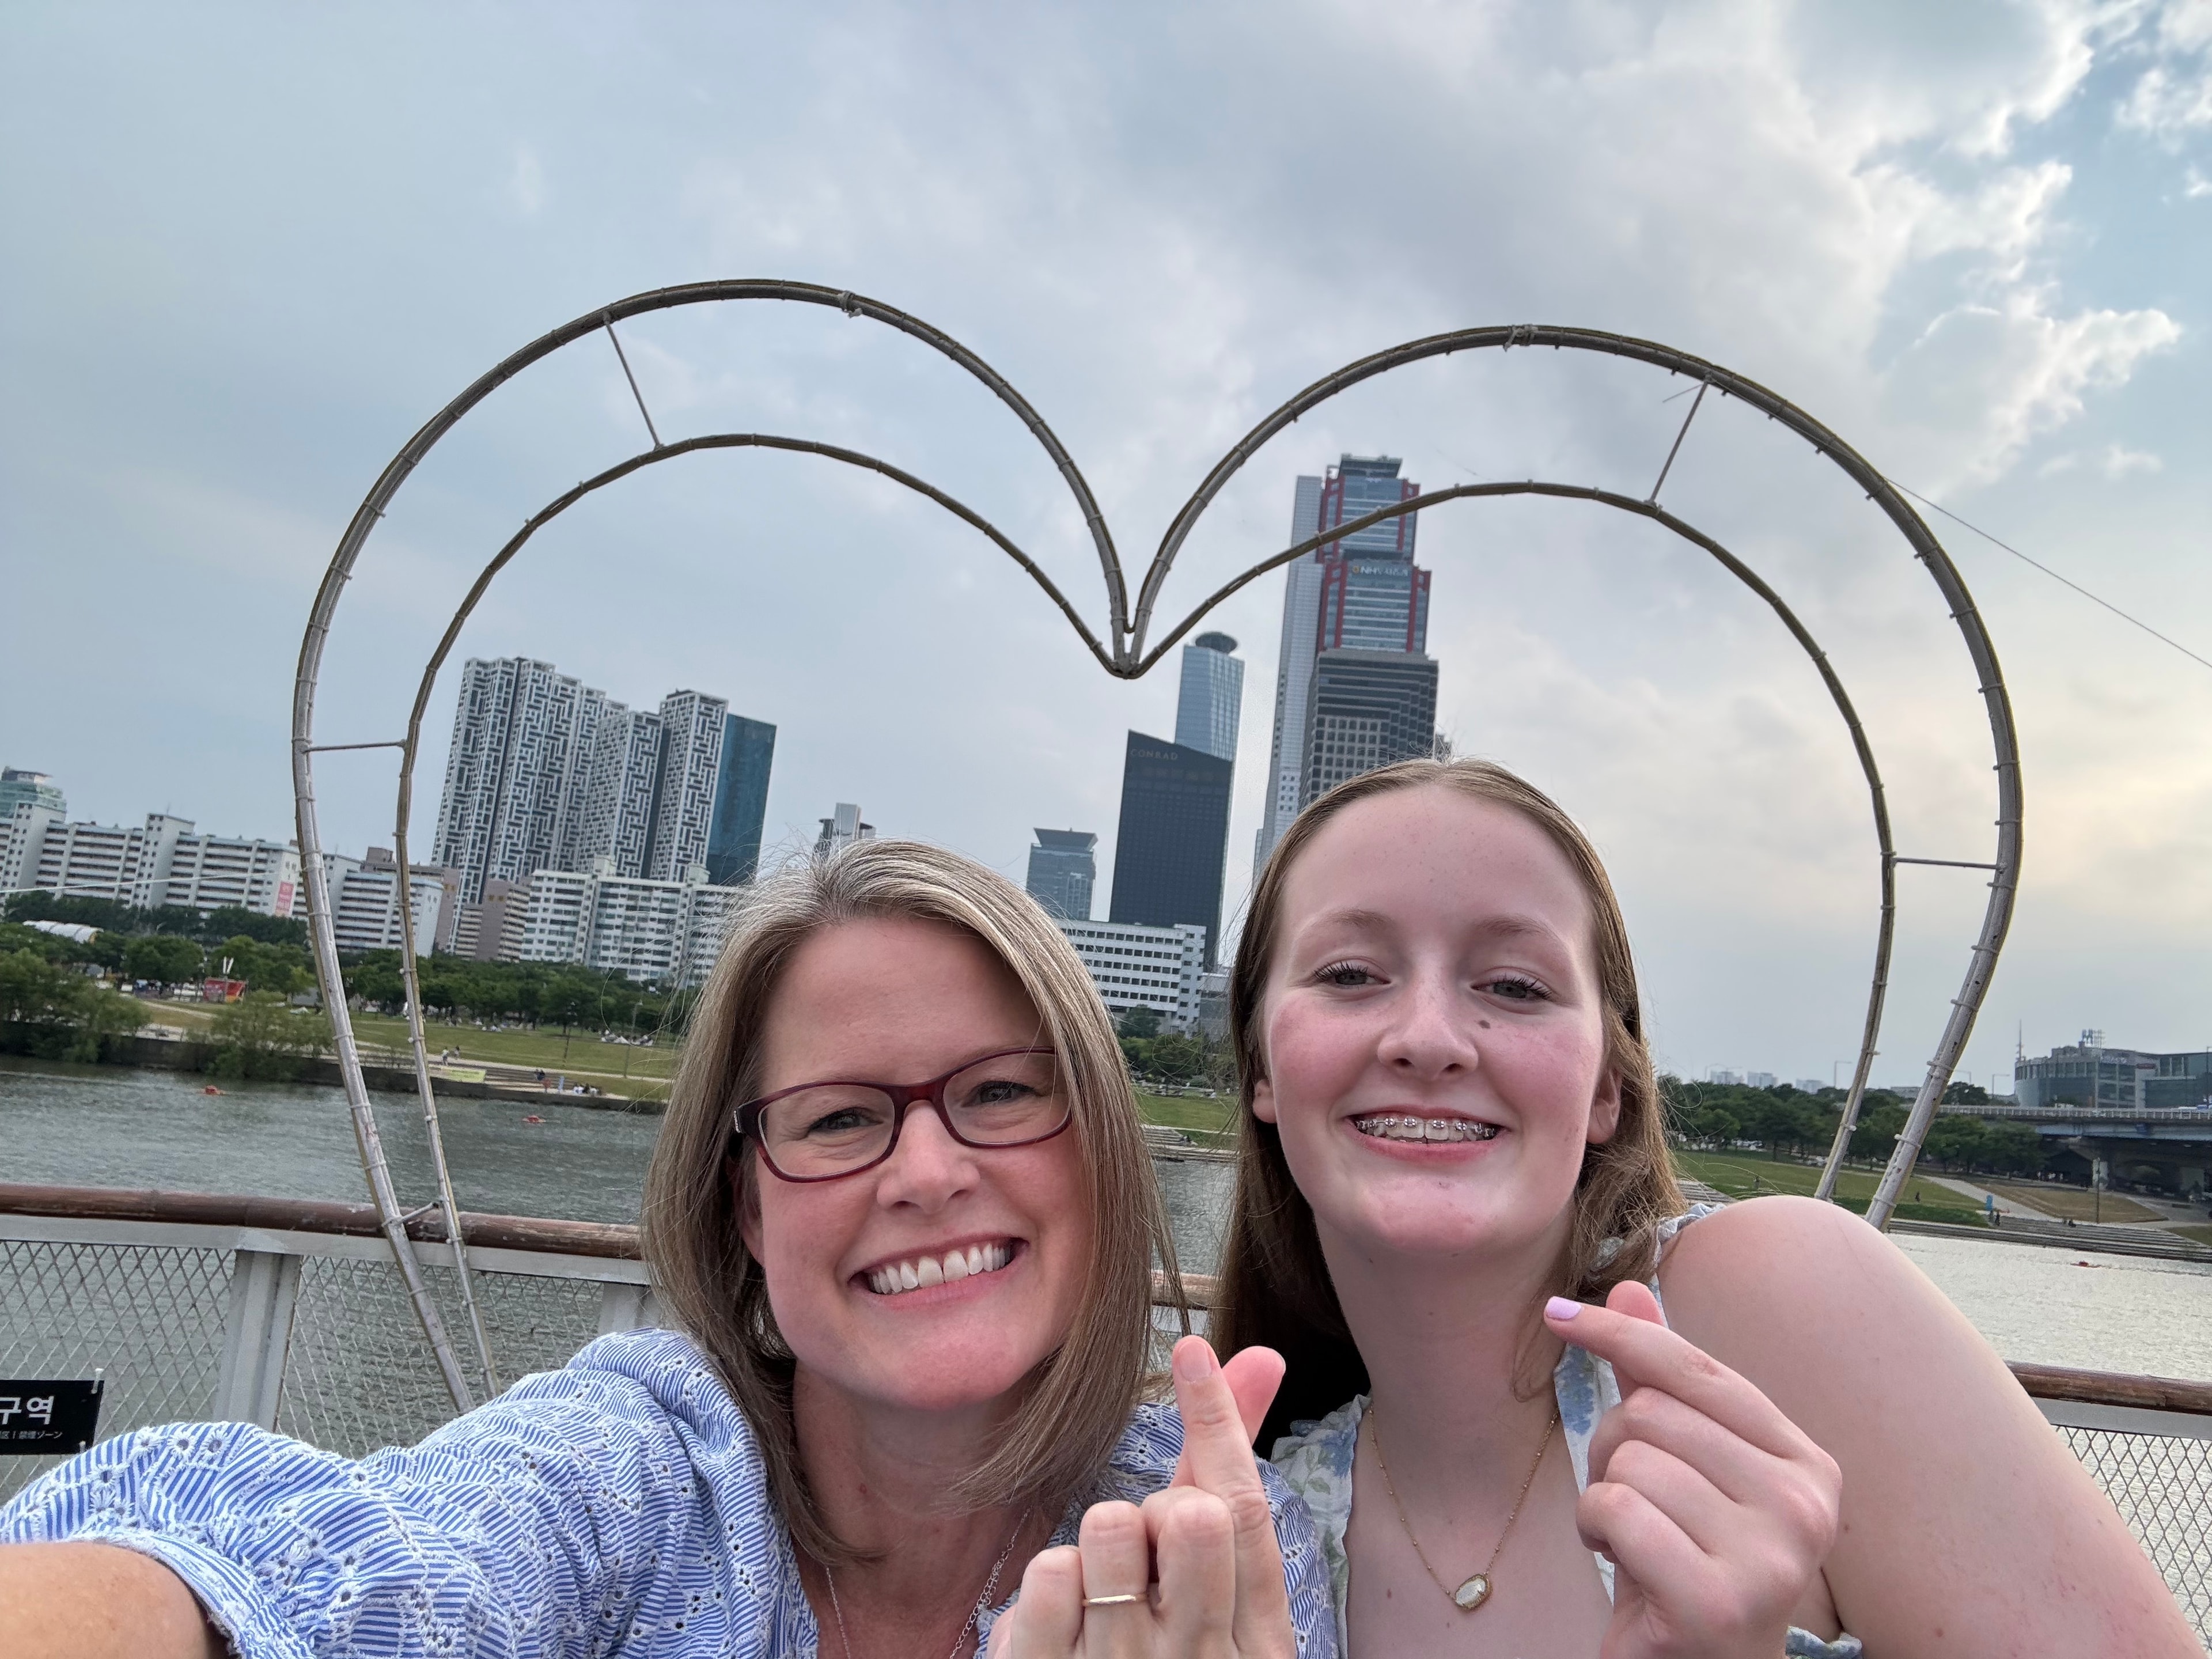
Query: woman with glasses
0 842 1332 1658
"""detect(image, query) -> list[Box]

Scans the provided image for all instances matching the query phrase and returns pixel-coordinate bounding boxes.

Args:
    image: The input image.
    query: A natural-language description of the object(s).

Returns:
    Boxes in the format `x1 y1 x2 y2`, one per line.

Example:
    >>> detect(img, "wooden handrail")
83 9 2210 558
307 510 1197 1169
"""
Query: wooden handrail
5 1184 2205 1417
0 1182 639 1260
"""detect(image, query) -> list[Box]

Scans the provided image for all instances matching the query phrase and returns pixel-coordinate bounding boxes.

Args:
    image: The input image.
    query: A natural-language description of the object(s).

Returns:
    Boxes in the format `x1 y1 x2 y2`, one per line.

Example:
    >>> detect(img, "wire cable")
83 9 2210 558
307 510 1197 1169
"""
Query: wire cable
1891 480 2212 676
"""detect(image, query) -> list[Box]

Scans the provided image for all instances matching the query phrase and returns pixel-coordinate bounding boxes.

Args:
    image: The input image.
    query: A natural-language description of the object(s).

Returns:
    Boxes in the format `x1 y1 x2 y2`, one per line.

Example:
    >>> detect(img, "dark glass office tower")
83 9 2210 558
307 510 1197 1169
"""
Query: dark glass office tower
1025 828 1097 920
704 714 777 886
1300 650 1440 808
1108 733 1233 967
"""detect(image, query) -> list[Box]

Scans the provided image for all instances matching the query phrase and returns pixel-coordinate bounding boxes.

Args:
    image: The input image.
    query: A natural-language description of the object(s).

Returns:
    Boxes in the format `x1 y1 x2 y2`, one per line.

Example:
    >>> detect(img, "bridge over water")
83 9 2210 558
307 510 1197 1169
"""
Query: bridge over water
1945 1104 2212 1194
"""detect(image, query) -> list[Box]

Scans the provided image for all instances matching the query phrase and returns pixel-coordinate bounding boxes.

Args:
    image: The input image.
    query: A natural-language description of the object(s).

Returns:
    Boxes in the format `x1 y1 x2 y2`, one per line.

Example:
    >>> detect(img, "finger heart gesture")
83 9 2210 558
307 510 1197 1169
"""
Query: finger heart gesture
989 1338 1297 1659
1545 1284 1843 1659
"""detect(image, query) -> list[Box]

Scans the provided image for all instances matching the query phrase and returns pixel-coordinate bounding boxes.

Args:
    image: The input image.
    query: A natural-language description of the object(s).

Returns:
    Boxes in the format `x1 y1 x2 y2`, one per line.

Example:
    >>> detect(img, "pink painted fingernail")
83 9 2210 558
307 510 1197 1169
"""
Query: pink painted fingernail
1544 1296 1582 1321
1174 1338 1219 1381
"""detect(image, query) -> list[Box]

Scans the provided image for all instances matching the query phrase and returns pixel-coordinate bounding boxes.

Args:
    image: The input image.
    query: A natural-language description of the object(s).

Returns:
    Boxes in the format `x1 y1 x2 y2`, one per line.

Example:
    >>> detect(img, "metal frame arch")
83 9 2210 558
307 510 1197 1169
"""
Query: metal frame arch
296 293 2021 1399
293 283 1139 1406
1124 326 2021 1228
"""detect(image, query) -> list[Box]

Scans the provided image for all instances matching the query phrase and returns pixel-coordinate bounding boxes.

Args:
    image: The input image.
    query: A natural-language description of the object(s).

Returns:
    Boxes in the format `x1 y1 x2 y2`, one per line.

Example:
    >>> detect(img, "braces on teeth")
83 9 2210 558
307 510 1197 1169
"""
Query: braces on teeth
1353 1115 1501 1143
866 1241 1013 1296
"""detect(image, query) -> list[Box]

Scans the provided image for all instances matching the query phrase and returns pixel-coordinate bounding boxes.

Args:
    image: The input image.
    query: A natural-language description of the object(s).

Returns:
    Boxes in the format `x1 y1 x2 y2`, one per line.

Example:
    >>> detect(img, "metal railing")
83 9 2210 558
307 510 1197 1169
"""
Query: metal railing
3 1184 2207 1639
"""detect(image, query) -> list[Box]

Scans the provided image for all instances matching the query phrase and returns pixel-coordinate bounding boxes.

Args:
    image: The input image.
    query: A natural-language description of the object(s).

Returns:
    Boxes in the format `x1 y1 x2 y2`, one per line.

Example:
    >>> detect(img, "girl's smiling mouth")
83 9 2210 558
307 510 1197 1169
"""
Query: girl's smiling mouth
1350 1113 1501 1144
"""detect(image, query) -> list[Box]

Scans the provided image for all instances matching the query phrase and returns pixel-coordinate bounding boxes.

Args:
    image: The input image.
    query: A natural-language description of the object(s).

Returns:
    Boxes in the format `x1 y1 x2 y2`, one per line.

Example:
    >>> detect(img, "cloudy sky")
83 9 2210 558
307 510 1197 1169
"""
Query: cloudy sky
5 1 2206 1089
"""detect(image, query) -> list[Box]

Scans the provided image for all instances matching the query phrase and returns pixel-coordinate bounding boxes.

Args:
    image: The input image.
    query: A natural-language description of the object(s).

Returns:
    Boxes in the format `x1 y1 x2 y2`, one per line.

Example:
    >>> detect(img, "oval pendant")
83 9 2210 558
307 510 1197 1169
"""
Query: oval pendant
1453 1573 1491 1611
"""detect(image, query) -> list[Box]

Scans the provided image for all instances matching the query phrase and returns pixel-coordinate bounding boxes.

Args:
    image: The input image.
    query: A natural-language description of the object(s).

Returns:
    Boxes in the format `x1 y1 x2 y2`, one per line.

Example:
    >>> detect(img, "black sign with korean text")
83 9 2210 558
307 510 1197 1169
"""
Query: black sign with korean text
0 1380 103 1455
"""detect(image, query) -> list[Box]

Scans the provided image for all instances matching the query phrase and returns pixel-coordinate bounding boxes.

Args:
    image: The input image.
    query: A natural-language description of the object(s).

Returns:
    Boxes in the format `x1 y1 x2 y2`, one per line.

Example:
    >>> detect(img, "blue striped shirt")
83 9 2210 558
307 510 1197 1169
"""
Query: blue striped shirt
2 1329 1333 1658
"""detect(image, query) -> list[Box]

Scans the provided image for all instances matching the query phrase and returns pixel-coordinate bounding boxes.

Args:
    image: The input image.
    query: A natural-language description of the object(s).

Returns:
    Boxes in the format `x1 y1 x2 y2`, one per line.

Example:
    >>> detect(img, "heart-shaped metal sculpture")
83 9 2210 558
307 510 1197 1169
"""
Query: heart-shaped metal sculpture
290 281 2019 1406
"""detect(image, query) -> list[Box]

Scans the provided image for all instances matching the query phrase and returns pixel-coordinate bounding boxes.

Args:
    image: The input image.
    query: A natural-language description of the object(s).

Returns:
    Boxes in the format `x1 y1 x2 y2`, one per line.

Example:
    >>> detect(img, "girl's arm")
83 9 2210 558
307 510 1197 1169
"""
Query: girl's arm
1661 1194 2198 1657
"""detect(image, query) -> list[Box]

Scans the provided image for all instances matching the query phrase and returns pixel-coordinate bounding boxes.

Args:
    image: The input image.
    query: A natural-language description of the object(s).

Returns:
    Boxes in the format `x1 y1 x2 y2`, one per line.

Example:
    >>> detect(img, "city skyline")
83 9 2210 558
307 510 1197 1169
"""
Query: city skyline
7 6 2206 1087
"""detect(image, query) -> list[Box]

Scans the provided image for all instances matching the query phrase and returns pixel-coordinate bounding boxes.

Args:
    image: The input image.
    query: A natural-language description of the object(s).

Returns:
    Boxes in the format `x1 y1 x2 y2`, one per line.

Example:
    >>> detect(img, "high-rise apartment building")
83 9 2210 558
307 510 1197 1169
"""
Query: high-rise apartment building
434 658 594 904
433 658 775 901
570 706 664 879
1300 650 1440 807
1256 456 1434 865
704 715 777 887
646 691 729 882
0 770 67 896
1108 733 1233 969
1174 634 1245 763
1025 829 1097 921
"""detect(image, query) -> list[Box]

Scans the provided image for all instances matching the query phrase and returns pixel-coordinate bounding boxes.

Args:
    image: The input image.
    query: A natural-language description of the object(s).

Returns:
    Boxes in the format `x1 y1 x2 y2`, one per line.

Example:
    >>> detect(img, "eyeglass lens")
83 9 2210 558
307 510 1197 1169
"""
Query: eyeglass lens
756 1050 1066 1177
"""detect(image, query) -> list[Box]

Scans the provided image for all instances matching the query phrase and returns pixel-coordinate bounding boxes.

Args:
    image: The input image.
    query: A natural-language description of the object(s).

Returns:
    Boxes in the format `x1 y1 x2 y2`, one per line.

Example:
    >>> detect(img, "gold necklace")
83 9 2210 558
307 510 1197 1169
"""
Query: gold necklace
1368 1402 1557 1612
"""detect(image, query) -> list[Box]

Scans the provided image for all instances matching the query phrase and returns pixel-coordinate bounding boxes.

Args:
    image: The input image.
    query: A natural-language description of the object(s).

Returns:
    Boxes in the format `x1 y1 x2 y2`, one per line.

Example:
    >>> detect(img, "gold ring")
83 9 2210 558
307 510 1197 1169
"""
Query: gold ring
1082 1593 1143 1607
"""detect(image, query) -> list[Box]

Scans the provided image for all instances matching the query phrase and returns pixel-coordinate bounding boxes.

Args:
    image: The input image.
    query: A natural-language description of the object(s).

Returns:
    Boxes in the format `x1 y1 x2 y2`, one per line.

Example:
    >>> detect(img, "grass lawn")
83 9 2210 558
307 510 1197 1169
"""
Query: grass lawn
344 1012 681 1086
1137 1092 1239 1145
1974 1179 2163 1224
2169 1224 2212 1248
1674 1150 1991 1226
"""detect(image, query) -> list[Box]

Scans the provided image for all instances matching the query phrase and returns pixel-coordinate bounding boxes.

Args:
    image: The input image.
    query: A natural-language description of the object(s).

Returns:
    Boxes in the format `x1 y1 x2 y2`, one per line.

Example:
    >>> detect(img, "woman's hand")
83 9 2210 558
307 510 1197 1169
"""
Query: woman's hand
1545 1285 1842 1659
988 1336 1296 1658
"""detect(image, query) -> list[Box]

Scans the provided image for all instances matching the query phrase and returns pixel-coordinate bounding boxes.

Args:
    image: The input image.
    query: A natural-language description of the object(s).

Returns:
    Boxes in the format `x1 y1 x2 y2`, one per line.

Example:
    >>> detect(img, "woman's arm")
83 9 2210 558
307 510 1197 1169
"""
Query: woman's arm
0 1542 224 1659
0 1331 767 1659
1661 1195 2198 1657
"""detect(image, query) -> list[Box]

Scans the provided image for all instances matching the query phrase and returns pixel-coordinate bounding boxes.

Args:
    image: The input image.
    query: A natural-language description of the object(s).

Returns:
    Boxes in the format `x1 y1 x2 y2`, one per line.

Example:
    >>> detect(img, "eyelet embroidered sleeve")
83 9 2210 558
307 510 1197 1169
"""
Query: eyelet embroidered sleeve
0 1329 810 1658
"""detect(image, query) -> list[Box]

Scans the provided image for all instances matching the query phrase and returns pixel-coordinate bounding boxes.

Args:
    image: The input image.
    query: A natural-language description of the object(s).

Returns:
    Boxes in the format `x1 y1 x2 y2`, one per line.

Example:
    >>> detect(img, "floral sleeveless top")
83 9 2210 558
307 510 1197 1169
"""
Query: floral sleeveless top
1270 1207 1862 1657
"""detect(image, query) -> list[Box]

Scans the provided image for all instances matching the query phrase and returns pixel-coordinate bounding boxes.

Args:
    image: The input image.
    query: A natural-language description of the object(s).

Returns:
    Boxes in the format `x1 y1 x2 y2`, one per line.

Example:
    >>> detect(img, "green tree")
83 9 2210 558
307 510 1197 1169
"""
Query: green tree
124 934 204 987
0 949 143 1059
1117 1006 1163 1040
1689 1105 1740 1146
1922 1115 1990 1171
1848 1101 1908 1163
206 992 332 1080
1941 1080 1992 1105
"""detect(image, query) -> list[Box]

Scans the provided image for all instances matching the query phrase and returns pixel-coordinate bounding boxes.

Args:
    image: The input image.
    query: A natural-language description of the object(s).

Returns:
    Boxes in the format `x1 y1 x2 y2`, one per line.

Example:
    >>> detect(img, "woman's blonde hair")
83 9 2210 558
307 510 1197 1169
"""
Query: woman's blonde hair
642 839 1180 1565
1211 758 1683 1443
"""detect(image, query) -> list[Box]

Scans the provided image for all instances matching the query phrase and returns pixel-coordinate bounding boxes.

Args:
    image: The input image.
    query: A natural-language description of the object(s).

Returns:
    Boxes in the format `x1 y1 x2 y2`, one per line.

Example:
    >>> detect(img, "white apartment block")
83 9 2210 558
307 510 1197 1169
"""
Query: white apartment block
1055 918 1208 1031
161 832 302 919
503 861 740 988
325 849 454 954
0 801 66 894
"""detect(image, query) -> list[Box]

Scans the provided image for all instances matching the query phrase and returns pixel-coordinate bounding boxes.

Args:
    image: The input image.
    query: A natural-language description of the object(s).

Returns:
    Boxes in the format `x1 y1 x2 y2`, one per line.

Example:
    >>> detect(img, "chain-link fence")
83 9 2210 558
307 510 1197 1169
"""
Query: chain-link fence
5 1221 2210 1645
2060 1423 2212 1641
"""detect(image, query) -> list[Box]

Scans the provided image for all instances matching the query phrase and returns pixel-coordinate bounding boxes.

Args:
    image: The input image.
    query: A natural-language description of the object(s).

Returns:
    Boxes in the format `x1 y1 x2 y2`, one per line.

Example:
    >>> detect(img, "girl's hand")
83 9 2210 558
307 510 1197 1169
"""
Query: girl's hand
988 1337 1296 1658
1545 1285 1841 1659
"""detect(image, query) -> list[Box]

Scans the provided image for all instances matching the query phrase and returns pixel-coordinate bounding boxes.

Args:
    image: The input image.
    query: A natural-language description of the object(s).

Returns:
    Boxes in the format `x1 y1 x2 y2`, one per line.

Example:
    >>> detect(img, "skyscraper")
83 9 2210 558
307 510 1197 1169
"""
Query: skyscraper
1025 829 1097 921
434 658 594 903
1174 633 1245 763
570 706 664 879
1108 733 1233 968
704 714 777 887
1301 649 1440 806
646 690 730 882
1255 456 1433 864
815 804 876 858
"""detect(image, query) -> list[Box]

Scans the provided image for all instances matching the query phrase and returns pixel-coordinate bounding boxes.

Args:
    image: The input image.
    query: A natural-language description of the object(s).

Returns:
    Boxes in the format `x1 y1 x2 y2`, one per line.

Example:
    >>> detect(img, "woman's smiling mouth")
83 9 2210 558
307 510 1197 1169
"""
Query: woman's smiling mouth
1350 1113 1501 1144
861 1240 1017 1297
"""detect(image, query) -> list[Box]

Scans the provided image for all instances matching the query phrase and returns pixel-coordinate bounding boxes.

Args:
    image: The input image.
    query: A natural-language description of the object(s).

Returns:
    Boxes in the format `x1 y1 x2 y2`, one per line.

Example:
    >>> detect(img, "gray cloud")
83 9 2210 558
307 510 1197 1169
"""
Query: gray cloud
2 0 2205 1089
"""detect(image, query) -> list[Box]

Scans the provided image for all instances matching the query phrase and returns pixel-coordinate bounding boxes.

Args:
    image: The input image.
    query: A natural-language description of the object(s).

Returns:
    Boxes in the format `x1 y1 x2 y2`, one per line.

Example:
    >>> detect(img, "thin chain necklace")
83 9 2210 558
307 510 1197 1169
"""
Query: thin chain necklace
822 1506 1032 1659
1368 1402 1557 1613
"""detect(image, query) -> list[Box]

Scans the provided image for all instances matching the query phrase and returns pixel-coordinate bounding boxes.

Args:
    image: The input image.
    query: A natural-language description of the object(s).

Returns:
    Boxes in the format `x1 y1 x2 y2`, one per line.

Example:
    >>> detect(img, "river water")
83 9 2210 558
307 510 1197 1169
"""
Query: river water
6 1056 2209 1379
